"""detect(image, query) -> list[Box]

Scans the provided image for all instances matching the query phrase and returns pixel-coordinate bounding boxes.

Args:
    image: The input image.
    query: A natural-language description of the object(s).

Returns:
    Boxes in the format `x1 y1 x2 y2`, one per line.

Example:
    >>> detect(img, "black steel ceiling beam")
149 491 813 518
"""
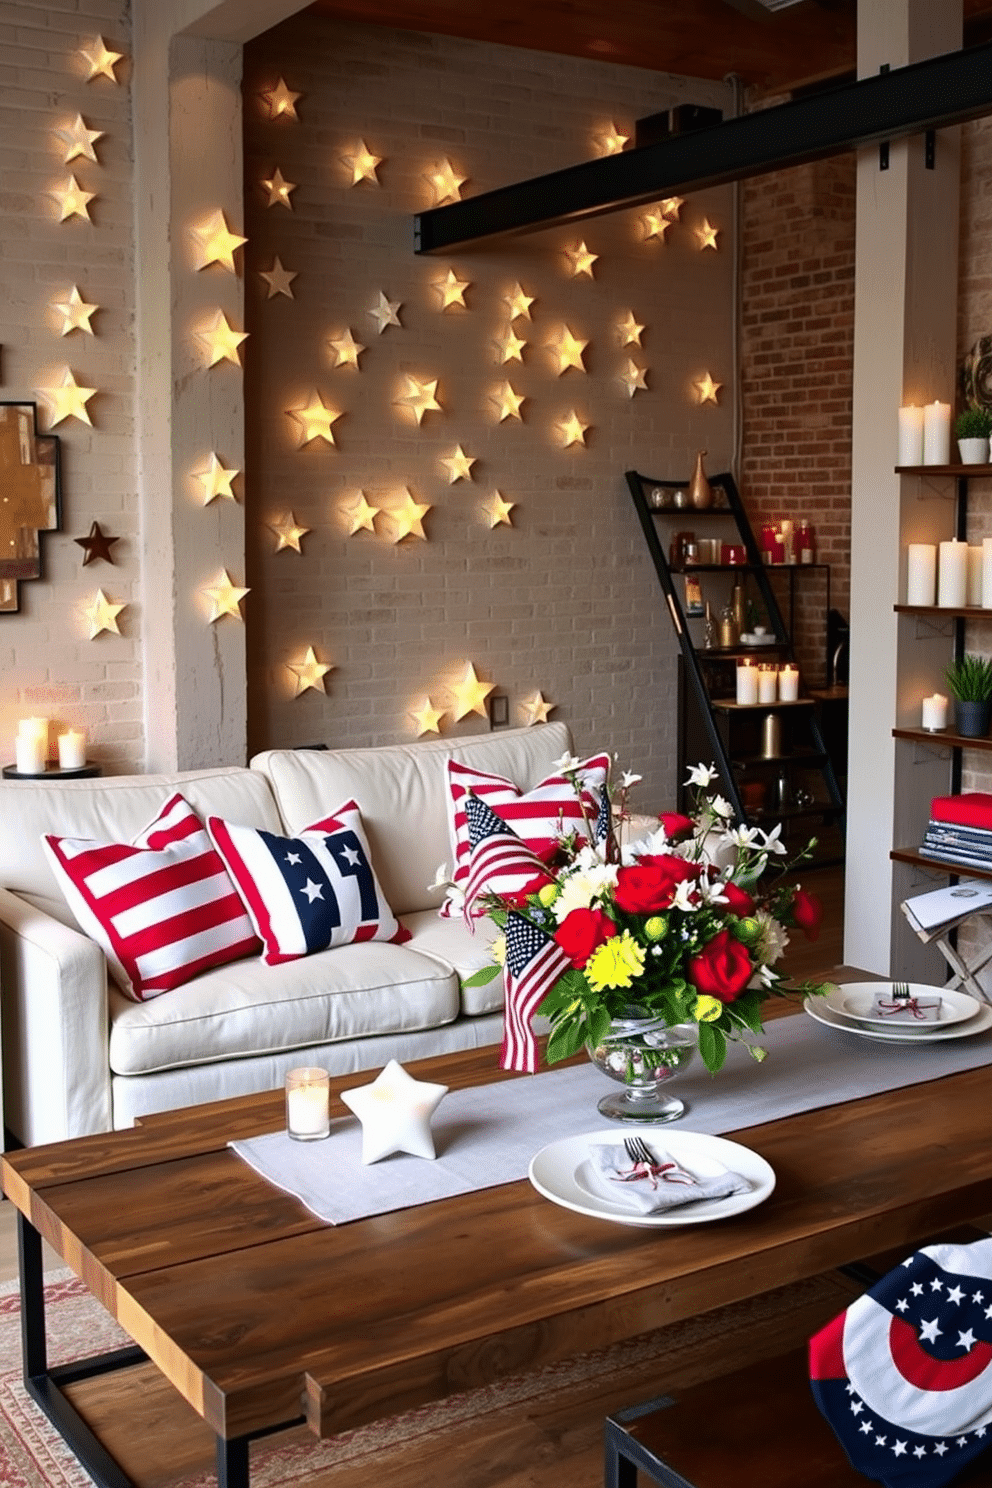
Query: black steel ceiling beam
413 40 992 253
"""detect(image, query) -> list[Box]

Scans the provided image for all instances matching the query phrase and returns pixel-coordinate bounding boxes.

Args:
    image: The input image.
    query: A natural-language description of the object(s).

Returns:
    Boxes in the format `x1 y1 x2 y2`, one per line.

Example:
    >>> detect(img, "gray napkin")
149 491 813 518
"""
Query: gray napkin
585 1141 750 1215
869 992 942 1023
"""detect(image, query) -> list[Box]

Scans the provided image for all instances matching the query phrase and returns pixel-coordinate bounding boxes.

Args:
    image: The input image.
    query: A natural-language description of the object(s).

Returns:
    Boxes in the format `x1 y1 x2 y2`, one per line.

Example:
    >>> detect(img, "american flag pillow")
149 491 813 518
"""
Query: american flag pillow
442 752 611 917
207 800 409 965
42 794 261 1002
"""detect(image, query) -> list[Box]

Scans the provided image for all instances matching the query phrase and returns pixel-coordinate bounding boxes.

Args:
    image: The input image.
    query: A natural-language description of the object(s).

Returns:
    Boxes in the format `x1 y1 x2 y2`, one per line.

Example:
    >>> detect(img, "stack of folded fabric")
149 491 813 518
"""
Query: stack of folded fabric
919 793 992 871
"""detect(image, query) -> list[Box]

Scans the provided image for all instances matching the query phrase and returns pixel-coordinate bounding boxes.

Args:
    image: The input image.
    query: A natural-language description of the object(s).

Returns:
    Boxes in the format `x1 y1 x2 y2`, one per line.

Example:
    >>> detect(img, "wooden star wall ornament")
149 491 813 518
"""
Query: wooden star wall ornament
345 492 380 535
556 410 590 448
204 570 249 623
564 241 598 278
494 327 527 364
449 663 495 721
342 141 382 185
80 37 124 83
521 691 554 726
327 329 365 369
74 521 119 566
433 269 470 311
83 589 125 638
618 359 648 399
287 392 342 447
504 283 535 321
50 175 95 223
37 367 96 426
425 159 466 205
642 208 672 243
259 257 296 299
491 381 525 422
190 210 247 273
596 124 628 156
696 218 720 251
261 78 301 119
51 285 98 336
616 310 645 348
288 646 333 696
269 512 310 552
389 490 430 543
485 492 515 528
440 445 476 484
195 311 248 368
410 697 445 736
695 372 722 405
261 169 296 209
369 292 402 334
55 114 104 164
547 326 588 376
394 373 441 425
195 453 239 504
661 196 684 220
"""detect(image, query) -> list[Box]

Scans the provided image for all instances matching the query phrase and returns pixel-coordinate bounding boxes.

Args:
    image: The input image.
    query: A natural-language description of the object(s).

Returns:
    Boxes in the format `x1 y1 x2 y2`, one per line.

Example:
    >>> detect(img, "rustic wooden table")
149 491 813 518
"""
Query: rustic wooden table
4 1041 992 1488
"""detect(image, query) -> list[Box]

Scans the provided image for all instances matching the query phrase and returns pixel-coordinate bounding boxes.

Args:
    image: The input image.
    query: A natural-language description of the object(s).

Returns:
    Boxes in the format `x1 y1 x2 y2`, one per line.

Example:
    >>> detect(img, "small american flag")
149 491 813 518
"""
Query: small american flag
501 909 571 1072
594 783 612 846
462 793 551 925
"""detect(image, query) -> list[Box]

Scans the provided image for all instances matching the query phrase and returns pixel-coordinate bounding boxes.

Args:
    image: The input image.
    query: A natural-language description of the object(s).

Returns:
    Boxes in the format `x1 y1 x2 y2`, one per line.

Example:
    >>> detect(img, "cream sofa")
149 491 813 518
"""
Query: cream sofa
0 723 575 1146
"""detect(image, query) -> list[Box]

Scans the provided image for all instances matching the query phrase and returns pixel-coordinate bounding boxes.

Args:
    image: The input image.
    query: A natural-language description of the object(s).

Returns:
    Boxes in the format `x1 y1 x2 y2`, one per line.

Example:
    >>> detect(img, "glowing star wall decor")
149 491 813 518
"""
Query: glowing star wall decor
54 114 104 164
259 257 296 299
195 453 239 504
261 169 296 209
268 513 310 552
342 141 382 185
51 286 98 336
642 207 672 243
340 1059 448 1164
204 570 249 622
369 292 402 334
661 196 684 220
521 691 554 725
504 283 535 321
556 410 590 448
491 382 525 422
80 37 124 82
287 392 342 447
564 241 598 278
595 123 628 156
616 310 645 348
260 78 301 119
449 662 495 721
345 492 380 534
424 159 466 205
433 269 470 311
394 373 441 425
327 328 365 369
190 210 247 273
485 492 515 528
195 311 248 369
389 490 430 543
546 325 588 376
288 645 332 695
494 327 526 365
37 367 96 426
618 359 648 399
440 445 476 484
695 372 722 405
50 175 95 223
83 589 125 638
696 218 720 251
74 521 119 566
410 697 444 735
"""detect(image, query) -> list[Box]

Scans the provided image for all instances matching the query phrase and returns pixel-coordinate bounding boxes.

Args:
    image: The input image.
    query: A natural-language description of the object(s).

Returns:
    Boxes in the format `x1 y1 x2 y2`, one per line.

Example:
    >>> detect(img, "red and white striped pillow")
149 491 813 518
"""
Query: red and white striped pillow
42 793 261 1001
442 752 611 917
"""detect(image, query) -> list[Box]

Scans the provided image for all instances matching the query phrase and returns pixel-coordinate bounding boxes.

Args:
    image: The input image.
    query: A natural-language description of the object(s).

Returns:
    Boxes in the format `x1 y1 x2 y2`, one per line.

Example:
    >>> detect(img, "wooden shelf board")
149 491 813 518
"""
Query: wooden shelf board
731 751 828 768
895 604 992 619
892 848 992 882
894 727 992 751
712 698 815 711
895 464 992 476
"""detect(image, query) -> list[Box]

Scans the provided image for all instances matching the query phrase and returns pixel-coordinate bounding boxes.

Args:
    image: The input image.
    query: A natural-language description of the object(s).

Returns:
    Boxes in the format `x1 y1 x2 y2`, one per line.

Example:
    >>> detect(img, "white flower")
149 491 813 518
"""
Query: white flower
749 964 777 990
709 794 735 820
573 842 609 871
671 879 699 913
697 876 727 906
685 762 719 789
758 823 788 856
754 908 789 965
621 770 642 788
553 751 581 772
553 864 618 920
637 825 675 856
727 824 762 849
429 862 449 890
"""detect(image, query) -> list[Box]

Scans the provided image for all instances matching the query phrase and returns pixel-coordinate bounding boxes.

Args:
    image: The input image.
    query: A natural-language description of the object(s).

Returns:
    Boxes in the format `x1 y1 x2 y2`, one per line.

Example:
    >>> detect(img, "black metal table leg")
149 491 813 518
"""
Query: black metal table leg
217 1434 250 1488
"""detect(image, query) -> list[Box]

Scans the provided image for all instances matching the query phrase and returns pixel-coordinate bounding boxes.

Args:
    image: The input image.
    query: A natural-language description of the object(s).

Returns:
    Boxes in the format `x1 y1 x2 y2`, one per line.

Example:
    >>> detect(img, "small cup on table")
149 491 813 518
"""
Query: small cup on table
285 1067 330 1141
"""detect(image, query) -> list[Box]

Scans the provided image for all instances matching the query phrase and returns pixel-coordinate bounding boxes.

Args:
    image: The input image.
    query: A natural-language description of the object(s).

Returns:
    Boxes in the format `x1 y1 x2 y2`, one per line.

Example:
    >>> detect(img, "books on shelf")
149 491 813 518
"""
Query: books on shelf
918 818 992 872
902 879 992 939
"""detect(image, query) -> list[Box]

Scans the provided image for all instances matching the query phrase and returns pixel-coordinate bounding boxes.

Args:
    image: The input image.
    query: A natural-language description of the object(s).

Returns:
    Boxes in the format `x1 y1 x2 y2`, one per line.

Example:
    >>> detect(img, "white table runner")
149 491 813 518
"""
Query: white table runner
230 1010 992 1225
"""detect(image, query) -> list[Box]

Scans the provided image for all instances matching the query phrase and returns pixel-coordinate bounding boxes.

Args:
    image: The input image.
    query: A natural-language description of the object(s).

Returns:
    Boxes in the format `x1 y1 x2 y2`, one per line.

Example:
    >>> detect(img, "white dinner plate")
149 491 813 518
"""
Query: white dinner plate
528 1128 775 1228
804 993 992 1045
822 982 981 1034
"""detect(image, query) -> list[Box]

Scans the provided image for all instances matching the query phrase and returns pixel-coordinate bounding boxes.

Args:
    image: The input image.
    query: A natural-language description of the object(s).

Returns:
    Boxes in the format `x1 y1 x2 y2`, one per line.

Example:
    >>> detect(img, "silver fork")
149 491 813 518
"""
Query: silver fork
624 1135 655 1166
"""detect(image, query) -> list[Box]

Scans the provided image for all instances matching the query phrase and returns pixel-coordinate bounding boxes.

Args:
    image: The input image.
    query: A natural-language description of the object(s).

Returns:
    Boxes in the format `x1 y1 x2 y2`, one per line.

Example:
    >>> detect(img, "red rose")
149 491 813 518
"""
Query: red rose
615 857 701 914
721 882 755 918
791 888 822 942
658 812 694 840
502 870 556 907
688 928 753 1004
554 907 618 968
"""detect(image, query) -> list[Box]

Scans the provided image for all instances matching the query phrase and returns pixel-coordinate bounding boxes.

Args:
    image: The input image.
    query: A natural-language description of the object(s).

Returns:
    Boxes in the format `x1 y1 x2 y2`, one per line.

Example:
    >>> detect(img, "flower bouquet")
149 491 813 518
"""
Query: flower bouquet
459 757 828 1078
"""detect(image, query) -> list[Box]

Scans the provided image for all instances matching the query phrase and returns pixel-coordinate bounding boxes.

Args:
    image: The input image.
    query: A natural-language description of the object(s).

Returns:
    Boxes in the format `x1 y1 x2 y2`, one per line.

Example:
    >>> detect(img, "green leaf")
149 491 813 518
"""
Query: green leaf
696 1021 727 1073
460 963 502 989
726 989 765 1034
586 1003 612 1051
546 1016 587 1064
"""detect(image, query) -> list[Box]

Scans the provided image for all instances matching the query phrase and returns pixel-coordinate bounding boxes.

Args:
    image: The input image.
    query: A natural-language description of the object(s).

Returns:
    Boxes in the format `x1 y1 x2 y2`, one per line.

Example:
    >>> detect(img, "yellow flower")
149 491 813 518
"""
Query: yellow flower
491 933 506 966
538 882 559 907
586 931 645 992
693 994 722 1023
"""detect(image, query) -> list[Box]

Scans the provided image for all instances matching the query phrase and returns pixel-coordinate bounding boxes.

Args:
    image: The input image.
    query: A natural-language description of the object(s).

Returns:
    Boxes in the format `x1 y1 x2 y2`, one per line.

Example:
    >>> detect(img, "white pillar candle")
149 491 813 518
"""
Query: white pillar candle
14 732 46 774
906 544 937 605
923 401 951 465
736 662 758 706
968 546 984 607
938 540 968 607
921 694 949 731
285 1066 330 1140
898 405 925 466
982 539 992 609
779 519 794 564
778 664 800 702
757 666 778 704
57 728 86 770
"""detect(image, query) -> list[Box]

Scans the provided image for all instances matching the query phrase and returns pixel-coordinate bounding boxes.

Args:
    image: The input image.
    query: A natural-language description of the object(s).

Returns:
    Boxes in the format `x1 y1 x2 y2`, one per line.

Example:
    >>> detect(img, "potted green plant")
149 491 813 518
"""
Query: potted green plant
945 653 992 737
955 407 992 465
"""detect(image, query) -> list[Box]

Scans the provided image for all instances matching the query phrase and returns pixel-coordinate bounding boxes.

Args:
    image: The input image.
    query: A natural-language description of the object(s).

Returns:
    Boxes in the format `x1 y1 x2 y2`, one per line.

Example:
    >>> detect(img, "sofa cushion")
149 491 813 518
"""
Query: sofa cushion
401 909 505 1016
42 794 261 1001
207 800 407 965
107 940 461 1076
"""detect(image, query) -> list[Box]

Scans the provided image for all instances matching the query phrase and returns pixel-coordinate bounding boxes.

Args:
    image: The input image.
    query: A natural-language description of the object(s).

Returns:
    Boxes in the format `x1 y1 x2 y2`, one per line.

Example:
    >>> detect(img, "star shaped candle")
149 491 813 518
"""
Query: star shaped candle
433 268 470 311
37 367 96 426
410 697 445 735
521 691 554 726
369 292 402 334
83 589 125 638
504 283 535 321
695 371 722 405
546 325 588 376
74 521 119 566
439 445 476 484
642 207 672 243
261 168 296 209
50 175 95 223
342 140 382 185
52 285 98 336
259 257 297 299
190 210 247 273
424 158 466 205
345 492 380 535
485 491 515 528
618 358 648 398
340 1059 449 1164
204 570 249 623
327 328 365 369
394 373 441 425
268 512 310 553
491 381 525 422
556 410 590 448
494 326 527 364
80 37 124 82
55 114 104 164
696 218 720 251
288 645 333 696
195 311 248 368
195 453 239 504
287 392 342 447
260 78 301 119
388 490 430 543
449 662 495 721
564 241 598 279
616 310 645 348
596 123 628 156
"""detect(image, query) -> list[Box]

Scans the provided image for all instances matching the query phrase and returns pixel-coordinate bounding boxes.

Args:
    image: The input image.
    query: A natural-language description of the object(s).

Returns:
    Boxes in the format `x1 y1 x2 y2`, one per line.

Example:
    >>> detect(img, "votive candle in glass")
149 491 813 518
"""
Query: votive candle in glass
285 1067 330 1141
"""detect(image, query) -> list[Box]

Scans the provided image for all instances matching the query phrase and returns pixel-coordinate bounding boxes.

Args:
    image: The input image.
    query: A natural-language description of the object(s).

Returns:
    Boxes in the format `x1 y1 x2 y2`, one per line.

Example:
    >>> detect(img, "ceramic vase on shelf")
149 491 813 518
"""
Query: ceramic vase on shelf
954 699 992 738
586 1011 696 1124
959 438 989 465
689 452 714 510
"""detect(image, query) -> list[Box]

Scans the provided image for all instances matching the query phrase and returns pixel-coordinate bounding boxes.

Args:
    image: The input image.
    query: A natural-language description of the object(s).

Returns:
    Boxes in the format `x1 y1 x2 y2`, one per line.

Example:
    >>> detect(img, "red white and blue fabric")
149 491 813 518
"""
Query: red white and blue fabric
809 1238 992 1487
42 794 261 1002
442 752 611 918
207 800 408 966
501 908 571 1073
461 793 554 924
